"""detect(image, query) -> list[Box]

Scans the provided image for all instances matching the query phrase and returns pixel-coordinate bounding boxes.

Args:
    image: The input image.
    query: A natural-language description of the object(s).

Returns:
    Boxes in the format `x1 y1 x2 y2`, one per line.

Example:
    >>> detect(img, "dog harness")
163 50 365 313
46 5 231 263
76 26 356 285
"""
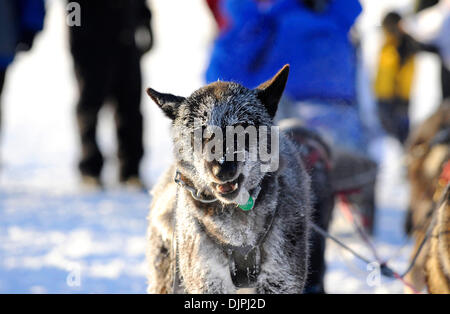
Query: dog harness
174 170 277 289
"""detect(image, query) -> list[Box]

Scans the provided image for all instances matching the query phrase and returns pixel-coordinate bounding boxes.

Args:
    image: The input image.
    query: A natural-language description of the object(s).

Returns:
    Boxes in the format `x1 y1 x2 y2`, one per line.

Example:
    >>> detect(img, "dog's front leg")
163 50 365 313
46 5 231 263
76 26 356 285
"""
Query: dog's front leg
256 257 306 294
255 232 308 294
177 233 236 294
146 222 174 294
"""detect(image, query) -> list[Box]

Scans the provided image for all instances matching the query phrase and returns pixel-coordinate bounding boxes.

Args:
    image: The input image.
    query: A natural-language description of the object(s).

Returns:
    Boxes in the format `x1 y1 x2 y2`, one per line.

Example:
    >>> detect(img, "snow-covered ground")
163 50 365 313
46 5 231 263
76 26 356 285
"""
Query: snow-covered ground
0 0 441 293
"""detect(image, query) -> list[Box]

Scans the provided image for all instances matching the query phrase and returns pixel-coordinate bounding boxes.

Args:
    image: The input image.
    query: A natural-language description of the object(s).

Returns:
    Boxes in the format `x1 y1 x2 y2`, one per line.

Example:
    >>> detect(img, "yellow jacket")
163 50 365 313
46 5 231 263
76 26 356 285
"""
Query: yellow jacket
374 35 415 102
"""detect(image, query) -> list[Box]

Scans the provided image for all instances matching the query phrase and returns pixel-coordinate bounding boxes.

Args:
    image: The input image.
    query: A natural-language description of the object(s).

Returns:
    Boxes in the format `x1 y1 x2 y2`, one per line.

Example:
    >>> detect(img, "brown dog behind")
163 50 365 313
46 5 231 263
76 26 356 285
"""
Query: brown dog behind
405 101 450 293
425 184 450 293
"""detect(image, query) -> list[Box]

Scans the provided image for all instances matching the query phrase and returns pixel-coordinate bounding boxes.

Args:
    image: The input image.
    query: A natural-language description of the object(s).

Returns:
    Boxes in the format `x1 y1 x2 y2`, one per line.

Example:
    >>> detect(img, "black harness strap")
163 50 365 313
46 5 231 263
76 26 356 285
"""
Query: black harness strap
229 245 261 288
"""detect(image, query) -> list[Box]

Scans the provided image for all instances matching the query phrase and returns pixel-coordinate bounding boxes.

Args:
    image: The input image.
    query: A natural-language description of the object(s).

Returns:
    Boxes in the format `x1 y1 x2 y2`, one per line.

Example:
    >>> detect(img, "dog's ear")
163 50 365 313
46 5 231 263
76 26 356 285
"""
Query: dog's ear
146 88 185 120
256 64 290 118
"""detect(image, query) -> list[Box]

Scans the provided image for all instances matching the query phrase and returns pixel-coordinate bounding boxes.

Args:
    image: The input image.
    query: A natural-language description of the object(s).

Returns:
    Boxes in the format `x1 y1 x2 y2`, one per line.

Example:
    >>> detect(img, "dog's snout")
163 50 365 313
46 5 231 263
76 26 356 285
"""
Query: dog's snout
210 161 238 182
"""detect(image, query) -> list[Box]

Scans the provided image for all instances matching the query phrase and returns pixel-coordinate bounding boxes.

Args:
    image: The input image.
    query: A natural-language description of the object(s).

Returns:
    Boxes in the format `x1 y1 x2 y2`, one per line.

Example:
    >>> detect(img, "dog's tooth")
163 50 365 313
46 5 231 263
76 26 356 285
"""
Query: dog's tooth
237 188 250 205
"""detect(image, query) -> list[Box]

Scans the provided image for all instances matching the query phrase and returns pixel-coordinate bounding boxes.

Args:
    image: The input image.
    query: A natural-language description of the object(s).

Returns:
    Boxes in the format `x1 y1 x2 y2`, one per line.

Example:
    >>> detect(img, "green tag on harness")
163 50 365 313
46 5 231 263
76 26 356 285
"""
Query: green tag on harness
238 195 254 211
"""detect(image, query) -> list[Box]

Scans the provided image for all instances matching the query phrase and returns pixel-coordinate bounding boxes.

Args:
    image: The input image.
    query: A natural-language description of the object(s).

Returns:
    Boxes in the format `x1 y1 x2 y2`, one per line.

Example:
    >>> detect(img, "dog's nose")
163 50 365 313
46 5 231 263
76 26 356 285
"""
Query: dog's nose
211 161 238 182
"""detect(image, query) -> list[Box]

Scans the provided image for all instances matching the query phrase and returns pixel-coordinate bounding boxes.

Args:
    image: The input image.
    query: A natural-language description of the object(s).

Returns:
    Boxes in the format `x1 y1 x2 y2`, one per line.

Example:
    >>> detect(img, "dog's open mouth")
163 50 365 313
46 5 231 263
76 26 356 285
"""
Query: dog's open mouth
213 175 244 197
215 181 239 195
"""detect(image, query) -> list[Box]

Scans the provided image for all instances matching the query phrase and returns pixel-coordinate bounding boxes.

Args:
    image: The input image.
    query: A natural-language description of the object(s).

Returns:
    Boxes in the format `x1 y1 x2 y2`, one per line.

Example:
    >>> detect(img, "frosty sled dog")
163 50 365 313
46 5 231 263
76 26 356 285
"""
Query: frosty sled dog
145 65 312 293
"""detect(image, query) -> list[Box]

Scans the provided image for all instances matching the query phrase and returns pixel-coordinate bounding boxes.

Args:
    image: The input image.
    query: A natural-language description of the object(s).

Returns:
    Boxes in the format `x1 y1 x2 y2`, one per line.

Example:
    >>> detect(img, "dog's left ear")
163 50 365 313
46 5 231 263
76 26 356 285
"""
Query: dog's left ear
256 64 290 118
146 88 185 120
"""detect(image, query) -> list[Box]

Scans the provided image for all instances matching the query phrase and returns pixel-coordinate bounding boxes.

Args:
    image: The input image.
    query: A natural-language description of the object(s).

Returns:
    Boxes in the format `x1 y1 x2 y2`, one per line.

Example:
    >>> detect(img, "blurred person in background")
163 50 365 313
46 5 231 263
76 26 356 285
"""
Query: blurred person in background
374 1 450 145
405 0 450 101
68 0 153 189
0 0 46 150
374 12 418 145
206 0 366 153
205 0 378 293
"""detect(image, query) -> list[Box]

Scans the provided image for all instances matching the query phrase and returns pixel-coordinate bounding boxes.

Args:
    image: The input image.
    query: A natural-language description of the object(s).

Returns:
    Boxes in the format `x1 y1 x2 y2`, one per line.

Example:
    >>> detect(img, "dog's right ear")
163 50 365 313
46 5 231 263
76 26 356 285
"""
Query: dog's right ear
256 64 290 118
146 88 185 120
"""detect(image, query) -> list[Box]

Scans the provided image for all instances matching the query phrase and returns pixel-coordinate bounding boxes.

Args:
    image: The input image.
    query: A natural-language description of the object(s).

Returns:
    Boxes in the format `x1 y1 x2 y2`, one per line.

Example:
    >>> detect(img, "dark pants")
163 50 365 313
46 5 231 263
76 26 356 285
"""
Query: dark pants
415 0 439 12
442 64 450 100
378 100 410 144
0 69 5 130
69 1 144 180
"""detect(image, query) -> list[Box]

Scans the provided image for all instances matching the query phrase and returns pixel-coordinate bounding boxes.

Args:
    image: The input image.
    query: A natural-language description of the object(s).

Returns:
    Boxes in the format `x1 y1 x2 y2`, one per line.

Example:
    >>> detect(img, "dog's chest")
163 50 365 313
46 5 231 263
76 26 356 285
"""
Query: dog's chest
174 177 281 292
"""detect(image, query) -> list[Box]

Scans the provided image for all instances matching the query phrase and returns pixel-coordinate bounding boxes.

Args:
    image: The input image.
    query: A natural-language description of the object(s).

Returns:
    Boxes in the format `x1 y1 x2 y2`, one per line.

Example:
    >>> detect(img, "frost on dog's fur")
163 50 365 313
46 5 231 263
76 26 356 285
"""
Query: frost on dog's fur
146 65 312 293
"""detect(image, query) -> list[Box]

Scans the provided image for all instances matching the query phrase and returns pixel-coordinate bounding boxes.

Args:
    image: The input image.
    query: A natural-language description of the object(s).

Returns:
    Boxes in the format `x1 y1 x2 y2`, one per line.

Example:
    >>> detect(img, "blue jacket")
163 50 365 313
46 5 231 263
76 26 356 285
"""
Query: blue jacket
0 0 46 69
206 0 362 102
